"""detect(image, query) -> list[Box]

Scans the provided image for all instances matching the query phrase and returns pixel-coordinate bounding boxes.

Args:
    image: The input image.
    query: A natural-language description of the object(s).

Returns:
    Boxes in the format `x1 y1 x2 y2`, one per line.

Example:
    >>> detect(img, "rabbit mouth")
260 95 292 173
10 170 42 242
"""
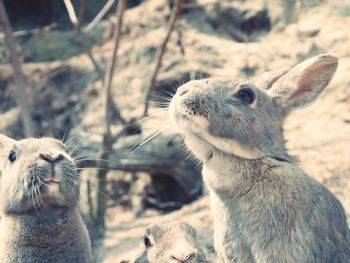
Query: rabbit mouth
174 110 209 136
45 179 60 185
27 165 78 210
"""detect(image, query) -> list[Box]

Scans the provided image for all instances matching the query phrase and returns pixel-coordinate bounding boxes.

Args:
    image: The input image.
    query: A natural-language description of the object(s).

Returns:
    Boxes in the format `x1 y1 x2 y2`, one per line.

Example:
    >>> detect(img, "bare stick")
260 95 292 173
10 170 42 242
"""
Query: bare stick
63 0 79 27
63 0 104 81
0 23 58 38
86 179 95 222
143 0 183 116
95 0 127 233
0 0 34 137
77 0 87 31
79 33 104 81
102 0 126 132
84 0 117 34
182 0 218 9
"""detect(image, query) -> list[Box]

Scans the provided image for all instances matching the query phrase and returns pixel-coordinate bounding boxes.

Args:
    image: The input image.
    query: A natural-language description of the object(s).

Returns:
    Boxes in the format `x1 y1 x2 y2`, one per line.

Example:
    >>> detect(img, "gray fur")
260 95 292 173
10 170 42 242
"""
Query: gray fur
0 135 91 263
126 222 208 263
169 54 350 262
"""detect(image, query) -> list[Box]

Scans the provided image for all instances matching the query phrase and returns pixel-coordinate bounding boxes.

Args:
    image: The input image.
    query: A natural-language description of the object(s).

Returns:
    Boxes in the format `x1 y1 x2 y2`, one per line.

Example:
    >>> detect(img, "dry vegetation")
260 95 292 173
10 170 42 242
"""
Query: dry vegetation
0 0 350 262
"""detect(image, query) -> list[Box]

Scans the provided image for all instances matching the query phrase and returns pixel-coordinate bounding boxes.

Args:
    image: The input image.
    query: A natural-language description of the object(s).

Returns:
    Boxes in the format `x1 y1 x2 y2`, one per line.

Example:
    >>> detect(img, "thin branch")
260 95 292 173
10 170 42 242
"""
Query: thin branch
63 0 104 81
95 0 127 233
77 0 87 31
146 196 183 210
0 23 58 39
143 0 183 116
86 179 95 221
63 0 79 27
0 0 34 137
182 0 219 9
84 0 117 34
102 0 127 133
79 33 104 81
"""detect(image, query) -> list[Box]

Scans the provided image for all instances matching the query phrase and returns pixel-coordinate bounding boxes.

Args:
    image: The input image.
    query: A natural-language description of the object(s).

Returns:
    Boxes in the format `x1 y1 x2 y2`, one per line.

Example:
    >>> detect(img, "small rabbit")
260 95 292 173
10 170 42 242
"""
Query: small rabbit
121 222 208 263
169 54 350 262
0 135 91 263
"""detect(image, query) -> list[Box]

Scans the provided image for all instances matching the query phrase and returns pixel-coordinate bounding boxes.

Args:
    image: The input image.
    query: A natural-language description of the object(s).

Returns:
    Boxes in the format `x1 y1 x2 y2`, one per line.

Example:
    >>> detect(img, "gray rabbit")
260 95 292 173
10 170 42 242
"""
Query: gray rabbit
169 54 350 263
0 135 91 263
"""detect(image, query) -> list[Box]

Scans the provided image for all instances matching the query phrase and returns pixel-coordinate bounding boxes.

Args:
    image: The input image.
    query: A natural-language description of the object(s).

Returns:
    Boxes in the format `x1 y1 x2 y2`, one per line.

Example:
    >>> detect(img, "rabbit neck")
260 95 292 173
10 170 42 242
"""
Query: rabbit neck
202 151 292 199
0 207 91 262
0 207 84 245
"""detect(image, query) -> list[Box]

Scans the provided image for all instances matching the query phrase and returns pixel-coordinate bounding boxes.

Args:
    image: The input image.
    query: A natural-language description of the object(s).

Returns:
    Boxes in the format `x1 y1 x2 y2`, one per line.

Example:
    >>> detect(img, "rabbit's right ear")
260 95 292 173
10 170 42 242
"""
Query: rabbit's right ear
0 134 16 157
0 134 15 150
267 54 338 116
0 134 16 169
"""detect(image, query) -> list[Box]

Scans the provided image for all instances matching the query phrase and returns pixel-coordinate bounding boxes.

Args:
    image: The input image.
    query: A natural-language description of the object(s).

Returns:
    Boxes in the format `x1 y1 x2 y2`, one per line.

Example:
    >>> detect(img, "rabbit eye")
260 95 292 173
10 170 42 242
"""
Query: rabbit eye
144 236 152 248
8 151 17 163
236 88 255 104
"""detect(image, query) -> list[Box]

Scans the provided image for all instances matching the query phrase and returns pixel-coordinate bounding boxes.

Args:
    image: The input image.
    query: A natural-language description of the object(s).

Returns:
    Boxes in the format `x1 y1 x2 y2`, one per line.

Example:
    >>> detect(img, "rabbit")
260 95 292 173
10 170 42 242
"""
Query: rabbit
168 53 350 263
0 135 92 263
121 222 208 263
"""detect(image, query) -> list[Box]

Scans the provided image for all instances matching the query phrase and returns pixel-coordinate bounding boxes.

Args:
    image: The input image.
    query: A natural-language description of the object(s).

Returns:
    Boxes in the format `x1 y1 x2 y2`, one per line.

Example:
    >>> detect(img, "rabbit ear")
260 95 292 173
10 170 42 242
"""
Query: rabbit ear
0 134 16 169
0 134 16 159
255 68 289 90
0 134 15 150
268 53 338 115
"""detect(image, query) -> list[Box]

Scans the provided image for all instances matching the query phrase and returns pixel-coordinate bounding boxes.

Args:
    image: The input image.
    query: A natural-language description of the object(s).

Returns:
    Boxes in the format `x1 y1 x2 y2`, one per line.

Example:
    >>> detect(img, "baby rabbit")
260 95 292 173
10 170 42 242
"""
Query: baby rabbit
169 54 350 262
122 222 208 263
0 135 91 263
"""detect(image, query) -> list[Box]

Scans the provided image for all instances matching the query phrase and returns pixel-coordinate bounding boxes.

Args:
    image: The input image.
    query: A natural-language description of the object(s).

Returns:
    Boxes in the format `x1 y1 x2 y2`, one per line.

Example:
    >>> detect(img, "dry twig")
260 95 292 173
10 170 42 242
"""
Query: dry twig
63 0 79 27
77 0 87 31
143 0 183 116
182 0 218 9
84 0 117 34
63 0 104 81
0 0 34 137
0 23 58 38
95 0 127 232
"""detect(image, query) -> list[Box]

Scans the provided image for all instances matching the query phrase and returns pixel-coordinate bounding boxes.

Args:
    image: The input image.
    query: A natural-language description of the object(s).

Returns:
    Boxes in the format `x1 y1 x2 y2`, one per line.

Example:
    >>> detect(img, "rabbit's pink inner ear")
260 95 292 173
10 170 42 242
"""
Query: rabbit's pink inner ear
288 64 336 101
269 53 338 114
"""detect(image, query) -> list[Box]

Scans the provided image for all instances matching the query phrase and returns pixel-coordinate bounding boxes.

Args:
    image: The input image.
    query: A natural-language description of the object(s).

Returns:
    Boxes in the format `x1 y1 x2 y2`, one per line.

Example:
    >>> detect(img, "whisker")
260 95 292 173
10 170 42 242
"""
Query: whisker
64 135 79 148
97 190 113 201
36 178 47 209
129 125 170 156
31 185 41 219
61 118 73 143
68 139 85 157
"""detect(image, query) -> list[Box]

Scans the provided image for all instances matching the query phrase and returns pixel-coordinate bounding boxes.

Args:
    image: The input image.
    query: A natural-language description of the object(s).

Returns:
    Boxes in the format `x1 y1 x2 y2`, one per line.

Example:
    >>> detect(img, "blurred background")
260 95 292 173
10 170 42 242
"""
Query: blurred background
0 0 349 261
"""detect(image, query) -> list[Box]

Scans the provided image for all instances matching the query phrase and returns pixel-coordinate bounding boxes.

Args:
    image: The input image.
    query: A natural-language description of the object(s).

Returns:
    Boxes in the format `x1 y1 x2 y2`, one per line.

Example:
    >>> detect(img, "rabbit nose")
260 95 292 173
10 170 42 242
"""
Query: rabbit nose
171 252 196 262
40 152 64 163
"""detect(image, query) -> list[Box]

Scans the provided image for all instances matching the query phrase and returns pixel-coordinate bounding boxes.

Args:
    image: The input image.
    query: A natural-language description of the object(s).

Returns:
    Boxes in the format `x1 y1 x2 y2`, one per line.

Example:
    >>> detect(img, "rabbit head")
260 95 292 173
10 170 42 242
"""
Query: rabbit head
131 222 207 263
169 54 338 162
0 135 79 215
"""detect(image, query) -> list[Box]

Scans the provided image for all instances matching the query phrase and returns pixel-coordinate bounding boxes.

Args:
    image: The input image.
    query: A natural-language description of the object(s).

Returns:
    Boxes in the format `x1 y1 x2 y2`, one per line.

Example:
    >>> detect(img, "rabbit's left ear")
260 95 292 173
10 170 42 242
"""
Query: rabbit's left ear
255 68 289 90
267 54 338 115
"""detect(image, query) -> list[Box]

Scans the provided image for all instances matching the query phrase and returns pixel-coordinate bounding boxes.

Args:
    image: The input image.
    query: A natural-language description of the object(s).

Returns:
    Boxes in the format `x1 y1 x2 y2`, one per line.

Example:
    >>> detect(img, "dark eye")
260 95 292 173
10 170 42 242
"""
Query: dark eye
8 151 17 162
144 236 152 248
237 88 255 104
